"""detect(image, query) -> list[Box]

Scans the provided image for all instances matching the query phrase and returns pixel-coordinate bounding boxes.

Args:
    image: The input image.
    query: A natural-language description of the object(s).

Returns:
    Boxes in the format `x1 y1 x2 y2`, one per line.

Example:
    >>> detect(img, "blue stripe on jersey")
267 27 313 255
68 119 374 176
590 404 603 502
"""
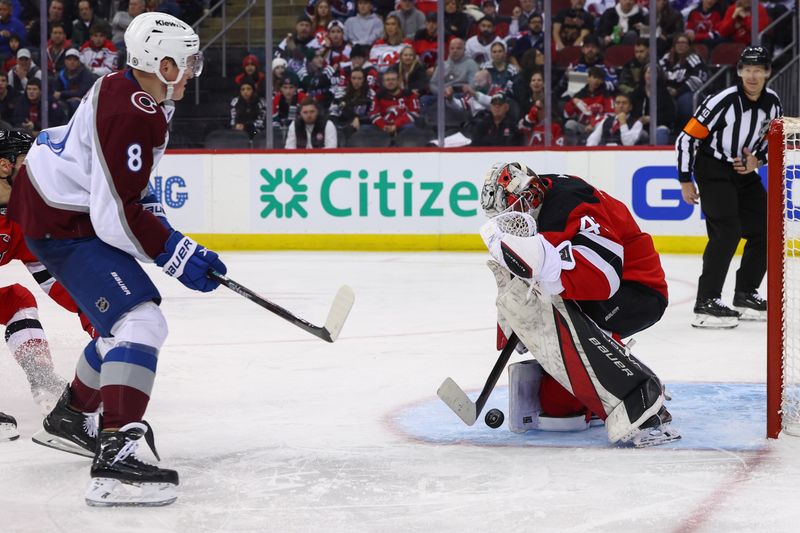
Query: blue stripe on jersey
36 119 76 155
103 343 159 372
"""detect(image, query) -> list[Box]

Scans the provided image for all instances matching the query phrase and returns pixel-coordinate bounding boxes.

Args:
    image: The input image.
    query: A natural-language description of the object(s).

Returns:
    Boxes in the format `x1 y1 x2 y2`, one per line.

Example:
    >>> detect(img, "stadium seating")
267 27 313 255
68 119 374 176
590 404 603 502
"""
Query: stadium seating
204 129 252 149
604 44 635 68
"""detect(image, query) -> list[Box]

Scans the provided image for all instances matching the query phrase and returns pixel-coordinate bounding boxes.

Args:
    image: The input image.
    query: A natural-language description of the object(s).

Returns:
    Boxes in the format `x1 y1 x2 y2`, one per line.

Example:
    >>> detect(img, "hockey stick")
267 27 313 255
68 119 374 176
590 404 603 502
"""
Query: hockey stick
209 270 355 343
437 332 519 425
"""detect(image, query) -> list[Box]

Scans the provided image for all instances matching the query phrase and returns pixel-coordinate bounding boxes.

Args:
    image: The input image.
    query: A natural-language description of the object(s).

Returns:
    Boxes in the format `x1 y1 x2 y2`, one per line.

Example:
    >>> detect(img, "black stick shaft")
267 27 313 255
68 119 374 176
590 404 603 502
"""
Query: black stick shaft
209 270 334 342
474 332 519 414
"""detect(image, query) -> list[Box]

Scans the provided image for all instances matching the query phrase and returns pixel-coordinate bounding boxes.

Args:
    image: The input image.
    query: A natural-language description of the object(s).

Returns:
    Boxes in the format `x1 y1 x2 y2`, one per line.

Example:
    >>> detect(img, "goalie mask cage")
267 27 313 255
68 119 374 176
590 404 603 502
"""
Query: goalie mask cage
768 117 800 438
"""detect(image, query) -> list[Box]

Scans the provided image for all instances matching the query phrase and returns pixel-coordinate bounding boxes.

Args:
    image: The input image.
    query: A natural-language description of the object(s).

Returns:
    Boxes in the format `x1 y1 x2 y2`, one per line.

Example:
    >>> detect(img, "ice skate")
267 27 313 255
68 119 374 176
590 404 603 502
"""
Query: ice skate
85 422 178 507
626 406 681 448
692 298 739 329
0 412 19 441
733 291 767 322
32 386 98 458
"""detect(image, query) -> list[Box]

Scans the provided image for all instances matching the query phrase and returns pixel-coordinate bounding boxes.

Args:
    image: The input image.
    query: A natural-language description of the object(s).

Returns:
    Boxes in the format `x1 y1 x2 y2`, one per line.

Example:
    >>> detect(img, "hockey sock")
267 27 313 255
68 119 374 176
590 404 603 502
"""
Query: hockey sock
71 339 102 412
5 308 56 387
99 342 158 429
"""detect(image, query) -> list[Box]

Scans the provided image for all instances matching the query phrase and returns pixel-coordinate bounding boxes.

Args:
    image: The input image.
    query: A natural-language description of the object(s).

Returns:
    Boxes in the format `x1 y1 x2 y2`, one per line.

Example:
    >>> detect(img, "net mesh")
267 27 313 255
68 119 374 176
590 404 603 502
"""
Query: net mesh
782 117 800 434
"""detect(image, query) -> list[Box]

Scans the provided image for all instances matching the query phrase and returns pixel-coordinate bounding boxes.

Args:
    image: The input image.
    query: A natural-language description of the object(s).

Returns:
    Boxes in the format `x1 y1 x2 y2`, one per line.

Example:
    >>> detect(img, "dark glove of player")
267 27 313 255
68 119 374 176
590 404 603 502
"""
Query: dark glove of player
139 193 173 231
155 231 227 292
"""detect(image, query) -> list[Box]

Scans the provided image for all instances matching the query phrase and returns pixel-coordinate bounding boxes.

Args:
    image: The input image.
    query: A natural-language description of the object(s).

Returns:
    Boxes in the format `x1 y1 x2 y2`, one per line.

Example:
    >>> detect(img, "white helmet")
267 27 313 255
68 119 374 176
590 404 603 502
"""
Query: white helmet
125 12 203 99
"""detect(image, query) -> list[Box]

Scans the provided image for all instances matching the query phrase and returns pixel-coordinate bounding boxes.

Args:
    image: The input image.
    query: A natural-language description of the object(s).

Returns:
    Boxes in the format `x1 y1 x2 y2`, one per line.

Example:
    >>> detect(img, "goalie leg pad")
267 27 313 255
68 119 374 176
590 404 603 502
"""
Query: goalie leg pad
496 277 666 442
508 361 592 433
508 360 543 433
605 377 665 443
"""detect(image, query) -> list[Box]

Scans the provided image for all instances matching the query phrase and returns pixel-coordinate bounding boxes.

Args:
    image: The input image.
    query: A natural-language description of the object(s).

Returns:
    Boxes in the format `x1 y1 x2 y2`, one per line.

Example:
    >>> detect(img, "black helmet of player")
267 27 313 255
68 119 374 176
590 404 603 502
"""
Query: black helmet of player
737 46 771 74
0 129 34 166
481 162 550 218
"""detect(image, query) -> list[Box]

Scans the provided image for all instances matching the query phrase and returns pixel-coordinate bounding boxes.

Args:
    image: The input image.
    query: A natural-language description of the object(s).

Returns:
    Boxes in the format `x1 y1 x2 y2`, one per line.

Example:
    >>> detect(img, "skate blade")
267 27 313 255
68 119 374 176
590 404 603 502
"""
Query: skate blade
692 314 738 329
32 429 94 458
0 423 20 441
734 307 766 321
632 425 681 448
85 478 177 507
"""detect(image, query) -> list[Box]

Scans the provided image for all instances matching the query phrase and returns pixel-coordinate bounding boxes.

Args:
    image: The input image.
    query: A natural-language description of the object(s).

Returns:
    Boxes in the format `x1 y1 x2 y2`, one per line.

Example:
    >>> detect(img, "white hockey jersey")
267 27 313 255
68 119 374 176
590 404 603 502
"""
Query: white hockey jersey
8 69 173 263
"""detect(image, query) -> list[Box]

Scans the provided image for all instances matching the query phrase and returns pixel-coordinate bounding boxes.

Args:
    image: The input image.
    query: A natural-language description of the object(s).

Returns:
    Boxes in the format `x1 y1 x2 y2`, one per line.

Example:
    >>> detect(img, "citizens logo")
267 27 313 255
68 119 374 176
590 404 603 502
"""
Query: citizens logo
260 168 308 219
257 167 479 219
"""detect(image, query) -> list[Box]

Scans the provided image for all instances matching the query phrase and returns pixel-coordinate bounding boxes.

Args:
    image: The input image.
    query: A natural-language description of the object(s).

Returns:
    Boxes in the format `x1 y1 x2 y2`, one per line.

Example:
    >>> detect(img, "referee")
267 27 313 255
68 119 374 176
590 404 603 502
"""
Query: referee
676 46 782 329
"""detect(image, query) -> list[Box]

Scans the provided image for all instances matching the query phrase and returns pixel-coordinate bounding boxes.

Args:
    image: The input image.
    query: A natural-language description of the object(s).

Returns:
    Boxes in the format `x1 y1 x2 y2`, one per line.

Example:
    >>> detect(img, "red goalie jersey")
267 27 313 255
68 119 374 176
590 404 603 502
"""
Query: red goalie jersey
535 174 668 303
0 206 94 334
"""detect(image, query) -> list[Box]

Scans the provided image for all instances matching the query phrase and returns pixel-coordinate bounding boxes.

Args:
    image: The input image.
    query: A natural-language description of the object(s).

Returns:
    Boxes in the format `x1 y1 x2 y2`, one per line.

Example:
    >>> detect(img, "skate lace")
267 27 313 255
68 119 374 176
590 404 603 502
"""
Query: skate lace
712 298 731 310
111 438 140 466
83 415 98 438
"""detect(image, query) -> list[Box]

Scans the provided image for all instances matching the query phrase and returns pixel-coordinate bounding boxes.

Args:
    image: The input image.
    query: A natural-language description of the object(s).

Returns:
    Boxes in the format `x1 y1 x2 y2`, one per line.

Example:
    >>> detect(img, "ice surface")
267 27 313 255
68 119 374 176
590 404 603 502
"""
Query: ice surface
1 252 799 533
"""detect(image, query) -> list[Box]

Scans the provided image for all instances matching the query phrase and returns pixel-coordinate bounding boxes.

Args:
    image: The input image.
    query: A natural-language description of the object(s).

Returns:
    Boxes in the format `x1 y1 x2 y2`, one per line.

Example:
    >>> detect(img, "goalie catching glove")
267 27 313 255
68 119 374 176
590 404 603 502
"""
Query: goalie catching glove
480 212 565 296
155 231 226 292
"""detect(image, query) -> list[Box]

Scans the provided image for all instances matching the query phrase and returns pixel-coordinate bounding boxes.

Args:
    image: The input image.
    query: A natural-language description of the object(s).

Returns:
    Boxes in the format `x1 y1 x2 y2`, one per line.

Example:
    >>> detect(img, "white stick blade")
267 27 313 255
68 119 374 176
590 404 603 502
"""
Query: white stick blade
323 285 355 342
437 378 478 426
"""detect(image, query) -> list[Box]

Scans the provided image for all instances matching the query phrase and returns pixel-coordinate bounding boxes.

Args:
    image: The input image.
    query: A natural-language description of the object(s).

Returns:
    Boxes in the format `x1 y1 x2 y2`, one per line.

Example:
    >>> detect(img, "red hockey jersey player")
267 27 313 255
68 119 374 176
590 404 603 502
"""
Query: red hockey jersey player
0 130 94 440
369 70 420 131
478 162 677 448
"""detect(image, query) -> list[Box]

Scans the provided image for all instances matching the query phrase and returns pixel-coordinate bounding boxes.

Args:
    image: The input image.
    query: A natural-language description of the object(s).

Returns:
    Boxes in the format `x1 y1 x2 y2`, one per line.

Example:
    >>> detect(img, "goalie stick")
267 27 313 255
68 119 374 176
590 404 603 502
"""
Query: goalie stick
209 270 355 343
437 332 519 425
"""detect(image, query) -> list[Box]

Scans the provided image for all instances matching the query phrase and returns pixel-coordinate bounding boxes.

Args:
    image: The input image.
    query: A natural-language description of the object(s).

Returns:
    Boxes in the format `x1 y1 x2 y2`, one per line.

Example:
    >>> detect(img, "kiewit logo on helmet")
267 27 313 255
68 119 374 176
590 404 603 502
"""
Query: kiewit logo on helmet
155 19 184 28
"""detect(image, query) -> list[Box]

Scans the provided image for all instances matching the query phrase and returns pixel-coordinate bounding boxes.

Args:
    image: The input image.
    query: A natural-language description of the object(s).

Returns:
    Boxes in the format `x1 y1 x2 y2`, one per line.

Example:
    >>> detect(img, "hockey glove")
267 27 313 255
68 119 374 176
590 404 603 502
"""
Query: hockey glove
155 231 227 293
78 310 99 339
481 217 564 296
139 193 173 231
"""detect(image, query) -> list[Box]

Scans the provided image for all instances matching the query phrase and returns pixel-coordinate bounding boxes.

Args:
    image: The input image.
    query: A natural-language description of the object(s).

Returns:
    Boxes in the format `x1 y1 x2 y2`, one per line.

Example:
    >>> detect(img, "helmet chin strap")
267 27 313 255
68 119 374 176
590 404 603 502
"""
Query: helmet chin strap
155 65 186 101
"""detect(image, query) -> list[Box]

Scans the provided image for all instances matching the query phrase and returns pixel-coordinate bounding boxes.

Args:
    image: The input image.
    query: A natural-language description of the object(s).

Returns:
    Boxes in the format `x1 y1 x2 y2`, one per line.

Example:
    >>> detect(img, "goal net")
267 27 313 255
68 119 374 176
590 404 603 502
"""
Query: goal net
768 117 800 438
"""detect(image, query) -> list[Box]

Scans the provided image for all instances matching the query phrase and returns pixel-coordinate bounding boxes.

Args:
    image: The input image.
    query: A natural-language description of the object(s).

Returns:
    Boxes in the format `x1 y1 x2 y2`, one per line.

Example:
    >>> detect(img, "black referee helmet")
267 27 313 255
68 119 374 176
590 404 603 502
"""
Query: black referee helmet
737 46 771 71
0 130 34 165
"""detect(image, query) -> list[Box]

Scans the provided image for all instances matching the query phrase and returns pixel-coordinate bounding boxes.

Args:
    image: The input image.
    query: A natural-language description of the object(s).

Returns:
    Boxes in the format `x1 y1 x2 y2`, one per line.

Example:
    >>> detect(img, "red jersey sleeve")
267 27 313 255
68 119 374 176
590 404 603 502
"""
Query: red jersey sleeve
540 194 626 301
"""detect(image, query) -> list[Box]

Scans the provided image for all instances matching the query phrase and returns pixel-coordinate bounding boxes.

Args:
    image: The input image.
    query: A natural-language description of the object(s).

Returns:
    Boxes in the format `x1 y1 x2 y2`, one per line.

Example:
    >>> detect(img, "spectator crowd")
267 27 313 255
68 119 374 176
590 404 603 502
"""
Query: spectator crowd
231 0 791 149
0 0 793 148
0 0 205 134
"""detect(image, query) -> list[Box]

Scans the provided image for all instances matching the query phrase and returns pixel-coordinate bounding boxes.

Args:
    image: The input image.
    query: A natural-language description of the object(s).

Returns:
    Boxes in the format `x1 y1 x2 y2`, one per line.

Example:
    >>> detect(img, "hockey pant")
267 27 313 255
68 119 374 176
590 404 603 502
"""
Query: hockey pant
495 273 664 443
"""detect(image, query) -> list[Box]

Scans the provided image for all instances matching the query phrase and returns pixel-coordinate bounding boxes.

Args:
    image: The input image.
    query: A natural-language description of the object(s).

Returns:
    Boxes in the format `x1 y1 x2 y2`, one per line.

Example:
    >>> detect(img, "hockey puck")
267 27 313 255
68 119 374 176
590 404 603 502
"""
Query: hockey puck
485 408 504 429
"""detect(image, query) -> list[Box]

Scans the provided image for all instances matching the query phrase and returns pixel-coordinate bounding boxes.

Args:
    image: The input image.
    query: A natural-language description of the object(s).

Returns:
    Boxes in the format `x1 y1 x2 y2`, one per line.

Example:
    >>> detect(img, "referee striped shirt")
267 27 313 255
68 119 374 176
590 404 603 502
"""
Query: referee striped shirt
675 83 783 182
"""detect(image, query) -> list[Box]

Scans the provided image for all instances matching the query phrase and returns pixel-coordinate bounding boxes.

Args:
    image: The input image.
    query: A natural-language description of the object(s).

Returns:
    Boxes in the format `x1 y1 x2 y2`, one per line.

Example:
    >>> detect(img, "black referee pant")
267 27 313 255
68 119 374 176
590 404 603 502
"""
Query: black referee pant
693 153 767 301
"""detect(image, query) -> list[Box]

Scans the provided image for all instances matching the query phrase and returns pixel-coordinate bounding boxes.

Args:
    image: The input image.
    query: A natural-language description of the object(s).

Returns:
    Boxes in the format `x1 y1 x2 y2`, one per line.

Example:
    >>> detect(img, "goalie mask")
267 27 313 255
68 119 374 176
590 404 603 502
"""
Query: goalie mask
481 162 550 218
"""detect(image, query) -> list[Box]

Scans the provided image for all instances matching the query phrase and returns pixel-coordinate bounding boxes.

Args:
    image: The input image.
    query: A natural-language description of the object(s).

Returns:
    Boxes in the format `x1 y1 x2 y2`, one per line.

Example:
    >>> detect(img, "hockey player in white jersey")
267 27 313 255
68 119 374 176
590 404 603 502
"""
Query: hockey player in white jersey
8 13 225 506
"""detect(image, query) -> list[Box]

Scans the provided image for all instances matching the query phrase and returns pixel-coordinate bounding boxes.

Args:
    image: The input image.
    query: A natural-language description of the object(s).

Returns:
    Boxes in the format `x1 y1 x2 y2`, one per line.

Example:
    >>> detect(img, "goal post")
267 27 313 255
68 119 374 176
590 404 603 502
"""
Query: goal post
767 117 800 438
